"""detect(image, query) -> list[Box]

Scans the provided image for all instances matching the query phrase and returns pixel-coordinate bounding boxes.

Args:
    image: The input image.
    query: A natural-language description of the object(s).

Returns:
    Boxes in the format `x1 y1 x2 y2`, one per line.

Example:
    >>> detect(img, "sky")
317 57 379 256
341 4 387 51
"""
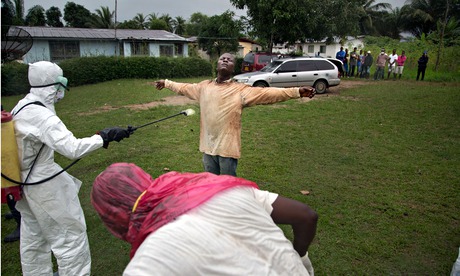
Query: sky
23 0 247 22
23 0 406 23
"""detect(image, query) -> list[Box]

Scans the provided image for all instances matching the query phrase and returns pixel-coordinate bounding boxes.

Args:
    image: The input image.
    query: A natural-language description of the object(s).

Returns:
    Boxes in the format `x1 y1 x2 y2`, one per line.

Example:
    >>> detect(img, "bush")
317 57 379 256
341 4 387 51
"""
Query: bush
59 56 213 87
0 56 214 96
1 62 29 96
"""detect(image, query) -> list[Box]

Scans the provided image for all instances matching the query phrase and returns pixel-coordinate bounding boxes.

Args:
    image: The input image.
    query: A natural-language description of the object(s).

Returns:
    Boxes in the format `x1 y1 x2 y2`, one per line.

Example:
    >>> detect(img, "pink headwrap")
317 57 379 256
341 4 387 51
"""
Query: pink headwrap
91 163 259 258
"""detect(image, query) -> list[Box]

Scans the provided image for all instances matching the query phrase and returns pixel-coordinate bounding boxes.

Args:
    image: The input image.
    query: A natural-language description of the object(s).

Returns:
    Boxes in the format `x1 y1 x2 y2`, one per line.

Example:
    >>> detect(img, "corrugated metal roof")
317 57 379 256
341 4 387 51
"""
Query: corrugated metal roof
13 26 188 42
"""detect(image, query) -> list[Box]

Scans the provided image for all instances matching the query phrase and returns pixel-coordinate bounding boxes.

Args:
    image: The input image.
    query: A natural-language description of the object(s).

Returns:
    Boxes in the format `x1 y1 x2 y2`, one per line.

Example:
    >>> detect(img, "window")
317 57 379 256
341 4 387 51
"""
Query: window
160 45 173 57
243 53 255 63
320 45 326 54
308 45 314 53
258 55 274 63
130 41 149 56
297 60 317 72
49 41 80 62
277 61 297 73
314 60 335 70
175 43 183 56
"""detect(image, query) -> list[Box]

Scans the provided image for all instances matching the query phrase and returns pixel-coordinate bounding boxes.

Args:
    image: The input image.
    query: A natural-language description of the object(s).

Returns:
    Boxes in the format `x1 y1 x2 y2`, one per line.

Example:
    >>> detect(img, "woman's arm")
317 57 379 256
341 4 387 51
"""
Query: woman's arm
270 195 318 257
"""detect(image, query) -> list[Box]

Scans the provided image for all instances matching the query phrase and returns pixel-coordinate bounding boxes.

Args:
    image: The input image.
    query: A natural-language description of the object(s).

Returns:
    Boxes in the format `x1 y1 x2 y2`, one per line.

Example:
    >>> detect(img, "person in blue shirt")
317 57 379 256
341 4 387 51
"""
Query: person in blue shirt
336 46 346 62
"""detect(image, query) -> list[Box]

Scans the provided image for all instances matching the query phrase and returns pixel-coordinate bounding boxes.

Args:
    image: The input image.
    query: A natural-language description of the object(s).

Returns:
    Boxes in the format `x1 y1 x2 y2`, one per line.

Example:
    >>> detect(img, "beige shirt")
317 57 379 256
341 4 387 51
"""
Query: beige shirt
165 79 300 159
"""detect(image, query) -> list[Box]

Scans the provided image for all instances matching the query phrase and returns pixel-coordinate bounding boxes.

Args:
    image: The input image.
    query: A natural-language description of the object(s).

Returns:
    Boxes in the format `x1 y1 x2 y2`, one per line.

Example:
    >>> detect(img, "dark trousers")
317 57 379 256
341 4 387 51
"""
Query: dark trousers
417 67 426 80
202 154 238 176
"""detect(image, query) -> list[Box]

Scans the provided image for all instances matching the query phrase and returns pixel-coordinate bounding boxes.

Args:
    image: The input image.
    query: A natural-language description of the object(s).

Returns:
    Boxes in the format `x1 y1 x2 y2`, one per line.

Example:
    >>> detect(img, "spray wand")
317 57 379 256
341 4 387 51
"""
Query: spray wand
127 108 196 134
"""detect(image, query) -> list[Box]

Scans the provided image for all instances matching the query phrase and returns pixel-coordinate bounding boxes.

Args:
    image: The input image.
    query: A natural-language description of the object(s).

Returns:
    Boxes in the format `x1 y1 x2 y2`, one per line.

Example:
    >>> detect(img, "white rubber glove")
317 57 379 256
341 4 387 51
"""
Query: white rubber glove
301 252 314 276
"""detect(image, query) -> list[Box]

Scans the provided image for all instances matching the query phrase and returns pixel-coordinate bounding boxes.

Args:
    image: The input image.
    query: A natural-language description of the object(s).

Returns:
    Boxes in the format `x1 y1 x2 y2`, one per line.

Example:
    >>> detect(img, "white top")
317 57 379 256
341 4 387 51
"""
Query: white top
388 54 398 65
124 187 309 276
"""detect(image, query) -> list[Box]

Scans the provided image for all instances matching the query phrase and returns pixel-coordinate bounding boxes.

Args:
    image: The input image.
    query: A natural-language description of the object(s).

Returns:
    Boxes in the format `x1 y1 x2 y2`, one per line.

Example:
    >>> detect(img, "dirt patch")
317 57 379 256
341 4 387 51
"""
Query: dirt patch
326 80 367 95
79 80 366 115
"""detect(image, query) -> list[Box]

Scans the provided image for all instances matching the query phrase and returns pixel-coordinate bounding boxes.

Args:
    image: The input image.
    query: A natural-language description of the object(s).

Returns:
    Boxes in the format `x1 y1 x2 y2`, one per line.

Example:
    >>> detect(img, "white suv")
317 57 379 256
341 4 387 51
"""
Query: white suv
233 57 340 94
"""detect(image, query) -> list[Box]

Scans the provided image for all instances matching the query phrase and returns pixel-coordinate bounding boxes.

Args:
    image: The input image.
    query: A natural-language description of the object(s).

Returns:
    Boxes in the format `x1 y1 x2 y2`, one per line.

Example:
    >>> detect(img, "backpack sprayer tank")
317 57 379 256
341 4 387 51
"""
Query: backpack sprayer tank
1 109 22 203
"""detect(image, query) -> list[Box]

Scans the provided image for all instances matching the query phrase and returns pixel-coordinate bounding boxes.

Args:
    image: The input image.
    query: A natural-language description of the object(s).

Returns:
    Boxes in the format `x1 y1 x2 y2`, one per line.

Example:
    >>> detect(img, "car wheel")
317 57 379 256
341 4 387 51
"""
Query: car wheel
314 80 327 94
253 81 268 87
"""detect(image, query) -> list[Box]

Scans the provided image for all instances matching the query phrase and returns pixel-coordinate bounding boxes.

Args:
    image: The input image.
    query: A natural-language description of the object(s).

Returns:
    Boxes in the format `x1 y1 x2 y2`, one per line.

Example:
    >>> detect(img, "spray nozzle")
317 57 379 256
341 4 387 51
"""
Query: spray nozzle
182 109 195 116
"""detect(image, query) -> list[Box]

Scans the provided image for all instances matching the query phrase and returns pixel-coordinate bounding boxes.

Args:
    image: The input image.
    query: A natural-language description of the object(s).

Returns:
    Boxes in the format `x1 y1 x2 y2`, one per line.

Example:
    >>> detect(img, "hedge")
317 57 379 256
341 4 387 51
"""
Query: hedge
1 62 29 96
1 56 213 96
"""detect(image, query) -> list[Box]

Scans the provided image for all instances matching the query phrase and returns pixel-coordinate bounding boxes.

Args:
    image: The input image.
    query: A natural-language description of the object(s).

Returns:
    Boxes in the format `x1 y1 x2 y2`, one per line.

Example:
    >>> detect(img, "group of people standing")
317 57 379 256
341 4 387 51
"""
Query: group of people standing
336 46 429 81
336 47 375 79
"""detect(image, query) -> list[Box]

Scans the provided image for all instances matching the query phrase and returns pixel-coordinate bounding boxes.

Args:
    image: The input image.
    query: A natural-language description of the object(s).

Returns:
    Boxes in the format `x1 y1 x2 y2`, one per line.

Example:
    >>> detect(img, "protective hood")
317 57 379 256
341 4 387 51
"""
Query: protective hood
28 61 65 112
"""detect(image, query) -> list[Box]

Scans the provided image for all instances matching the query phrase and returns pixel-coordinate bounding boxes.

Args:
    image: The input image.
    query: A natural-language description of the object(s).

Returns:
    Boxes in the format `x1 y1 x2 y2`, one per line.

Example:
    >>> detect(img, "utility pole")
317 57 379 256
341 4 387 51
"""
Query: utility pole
114 0 118 56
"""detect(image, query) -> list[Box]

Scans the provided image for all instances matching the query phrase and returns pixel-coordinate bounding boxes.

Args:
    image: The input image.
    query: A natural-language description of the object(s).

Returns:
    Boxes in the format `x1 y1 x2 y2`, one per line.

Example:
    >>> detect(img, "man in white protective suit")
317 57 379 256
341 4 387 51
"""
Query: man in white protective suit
11 61 130 276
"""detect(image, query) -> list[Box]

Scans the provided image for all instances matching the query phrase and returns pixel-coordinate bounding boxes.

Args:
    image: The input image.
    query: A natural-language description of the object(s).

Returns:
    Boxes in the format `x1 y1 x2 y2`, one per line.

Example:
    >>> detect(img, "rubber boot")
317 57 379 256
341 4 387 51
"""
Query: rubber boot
4 194 21 243
4 212 14 220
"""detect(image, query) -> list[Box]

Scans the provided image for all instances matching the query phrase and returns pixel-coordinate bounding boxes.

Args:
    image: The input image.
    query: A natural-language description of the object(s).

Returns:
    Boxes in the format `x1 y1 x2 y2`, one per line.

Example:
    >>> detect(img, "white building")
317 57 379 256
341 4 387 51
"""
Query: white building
6 26 189 64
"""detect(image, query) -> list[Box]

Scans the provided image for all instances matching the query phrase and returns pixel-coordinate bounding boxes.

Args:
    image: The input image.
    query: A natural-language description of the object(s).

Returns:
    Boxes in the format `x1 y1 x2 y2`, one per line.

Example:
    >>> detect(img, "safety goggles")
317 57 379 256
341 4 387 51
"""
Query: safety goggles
30 76 69 92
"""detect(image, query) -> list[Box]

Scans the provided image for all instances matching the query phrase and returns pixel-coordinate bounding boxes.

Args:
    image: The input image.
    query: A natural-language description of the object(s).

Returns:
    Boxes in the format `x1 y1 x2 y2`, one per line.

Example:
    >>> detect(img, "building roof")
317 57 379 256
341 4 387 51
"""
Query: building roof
13 26 188 42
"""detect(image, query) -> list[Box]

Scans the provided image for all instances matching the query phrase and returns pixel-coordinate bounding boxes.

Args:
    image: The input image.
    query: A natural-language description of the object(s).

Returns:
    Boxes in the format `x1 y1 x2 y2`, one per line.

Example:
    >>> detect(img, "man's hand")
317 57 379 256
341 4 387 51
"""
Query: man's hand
154 80 166 90
299 87 316 98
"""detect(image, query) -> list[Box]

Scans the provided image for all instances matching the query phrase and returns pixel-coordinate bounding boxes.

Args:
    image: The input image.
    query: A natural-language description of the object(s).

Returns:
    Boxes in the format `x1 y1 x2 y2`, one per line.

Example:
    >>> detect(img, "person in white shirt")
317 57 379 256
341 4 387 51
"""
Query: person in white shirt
387 49 398 80
91 162 319 275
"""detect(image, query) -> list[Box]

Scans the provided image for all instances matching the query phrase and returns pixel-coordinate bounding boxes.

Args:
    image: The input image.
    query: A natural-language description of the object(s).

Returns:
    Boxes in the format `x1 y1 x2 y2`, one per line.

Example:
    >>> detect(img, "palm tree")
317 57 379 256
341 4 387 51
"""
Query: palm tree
159 13 174 32
133 13 147 29
148 13 168 30
12 0 24 24
173 16 186 35
90 6 114 29
358 0 392 35
400 0 451 37
379 7 405 39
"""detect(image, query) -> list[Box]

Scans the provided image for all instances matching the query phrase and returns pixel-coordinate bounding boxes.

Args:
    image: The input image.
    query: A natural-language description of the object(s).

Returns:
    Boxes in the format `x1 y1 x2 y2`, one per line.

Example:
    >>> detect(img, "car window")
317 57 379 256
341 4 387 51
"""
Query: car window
314 60 335 70
297 60 317 72
243 53 255 63
276 61 297 73
258 55 274 63
261 60 283 72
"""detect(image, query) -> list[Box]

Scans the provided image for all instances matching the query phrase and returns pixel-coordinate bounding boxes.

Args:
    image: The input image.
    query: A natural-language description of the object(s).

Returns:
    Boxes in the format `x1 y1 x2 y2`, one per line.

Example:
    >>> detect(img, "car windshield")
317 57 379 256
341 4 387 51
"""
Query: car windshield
260 60 283 72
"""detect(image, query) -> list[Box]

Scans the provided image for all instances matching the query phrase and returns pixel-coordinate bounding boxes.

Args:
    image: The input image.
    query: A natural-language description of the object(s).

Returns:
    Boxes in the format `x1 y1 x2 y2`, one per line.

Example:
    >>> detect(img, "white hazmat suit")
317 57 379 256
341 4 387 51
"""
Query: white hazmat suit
12 61 104 276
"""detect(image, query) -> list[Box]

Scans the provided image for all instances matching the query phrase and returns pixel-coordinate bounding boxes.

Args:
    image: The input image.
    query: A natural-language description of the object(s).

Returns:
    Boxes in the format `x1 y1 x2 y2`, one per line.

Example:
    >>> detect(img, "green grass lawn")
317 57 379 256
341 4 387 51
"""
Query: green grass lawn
2 78 460 275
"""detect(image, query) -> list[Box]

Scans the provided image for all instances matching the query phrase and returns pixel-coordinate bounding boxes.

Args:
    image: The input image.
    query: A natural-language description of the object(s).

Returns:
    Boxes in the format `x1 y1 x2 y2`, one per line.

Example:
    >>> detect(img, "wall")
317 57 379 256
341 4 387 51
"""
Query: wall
80 40 117 57
24 39 189 62
24 40 50 63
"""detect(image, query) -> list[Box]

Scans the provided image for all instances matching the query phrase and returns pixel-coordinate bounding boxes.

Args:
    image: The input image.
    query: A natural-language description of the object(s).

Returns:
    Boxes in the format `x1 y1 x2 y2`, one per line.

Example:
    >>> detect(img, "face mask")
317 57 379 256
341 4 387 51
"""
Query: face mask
54 76 68 103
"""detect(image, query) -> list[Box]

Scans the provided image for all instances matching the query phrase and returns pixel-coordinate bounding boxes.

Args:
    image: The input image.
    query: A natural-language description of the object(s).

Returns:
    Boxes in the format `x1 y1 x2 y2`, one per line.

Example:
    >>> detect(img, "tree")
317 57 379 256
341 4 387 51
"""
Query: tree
400 0 458 37
198 11 241 58
148 13 168 30
117 19 141 29
89 6 115 28
24 5 45 26
1 0 15 38
12 0 24 25
133 13 148 29
230 0 363 52
358 0 392 35
63 2 92 28
377 7 404 39
185 12 209 36
46 6 63 27
159 13 177 33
